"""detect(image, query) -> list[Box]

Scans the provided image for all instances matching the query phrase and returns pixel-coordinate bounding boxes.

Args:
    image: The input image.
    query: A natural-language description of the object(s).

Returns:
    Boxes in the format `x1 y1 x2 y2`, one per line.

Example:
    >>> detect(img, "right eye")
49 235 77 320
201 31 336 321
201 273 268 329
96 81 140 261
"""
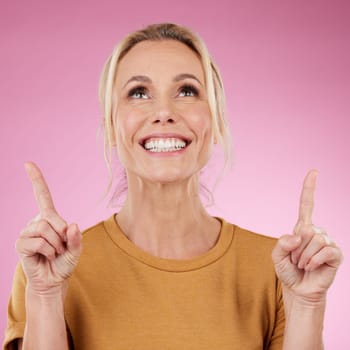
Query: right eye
128 86 149 99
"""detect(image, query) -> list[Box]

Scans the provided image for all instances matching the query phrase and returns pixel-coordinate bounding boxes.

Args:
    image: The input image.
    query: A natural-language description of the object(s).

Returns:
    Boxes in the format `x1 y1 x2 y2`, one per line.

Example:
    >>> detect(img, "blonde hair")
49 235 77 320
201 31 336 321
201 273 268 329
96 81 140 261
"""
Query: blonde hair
98 23 232 203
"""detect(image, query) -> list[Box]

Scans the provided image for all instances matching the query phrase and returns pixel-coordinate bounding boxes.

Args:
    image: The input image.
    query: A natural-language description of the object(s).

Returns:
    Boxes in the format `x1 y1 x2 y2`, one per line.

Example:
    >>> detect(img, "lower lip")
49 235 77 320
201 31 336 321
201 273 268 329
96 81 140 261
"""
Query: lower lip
141 145 189 157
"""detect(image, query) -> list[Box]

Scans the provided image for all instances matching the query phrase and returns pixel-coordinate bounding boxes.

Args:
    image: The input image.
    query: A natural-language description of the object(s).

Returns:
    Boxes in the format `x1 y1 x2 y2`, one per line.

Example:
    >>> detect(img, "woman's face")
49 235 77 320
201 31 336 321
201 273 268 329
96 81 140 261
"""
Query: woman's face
114 40 214 185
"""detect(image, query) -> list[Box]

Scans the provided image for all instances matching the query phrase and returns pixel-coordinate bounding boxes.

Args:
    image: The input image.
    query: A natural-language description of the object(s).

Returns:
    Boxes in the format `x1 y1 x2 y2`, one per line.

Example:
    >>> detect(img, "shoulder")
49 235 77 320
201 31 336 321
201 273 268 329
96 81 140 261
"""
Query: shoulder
220 219 282 303
233 224 278 249
80 219 108 245
222 218 279 266
81 220 105 236
71 217 117 279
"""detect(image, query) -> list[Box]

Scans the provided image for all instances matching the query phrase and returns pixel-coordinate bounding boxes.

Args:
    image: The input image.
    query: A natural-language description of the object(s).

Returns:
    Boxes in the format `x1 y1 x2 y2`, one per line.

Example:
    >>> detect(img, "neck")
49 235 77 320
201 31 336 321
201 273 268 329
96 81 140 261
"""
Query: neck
116 175 221 259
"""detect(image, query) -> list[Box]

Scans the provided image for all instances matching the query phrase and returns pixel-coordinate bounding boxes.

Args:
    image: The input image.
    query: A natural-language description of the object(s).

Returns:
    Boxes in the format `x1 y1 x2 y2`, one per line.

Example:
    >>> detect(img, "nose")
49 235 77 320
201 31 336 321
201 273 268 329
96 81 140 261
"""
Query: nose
152 97 177 124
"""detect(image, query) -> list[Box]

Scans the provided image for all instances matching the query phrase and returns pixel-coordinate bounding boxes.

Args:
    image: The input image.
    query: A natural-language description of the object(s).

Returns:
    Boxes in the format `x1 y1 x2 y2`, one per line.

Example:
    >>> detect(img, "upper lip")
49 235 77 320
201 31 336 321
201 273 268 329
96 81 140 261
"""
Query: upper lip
139 133 192 146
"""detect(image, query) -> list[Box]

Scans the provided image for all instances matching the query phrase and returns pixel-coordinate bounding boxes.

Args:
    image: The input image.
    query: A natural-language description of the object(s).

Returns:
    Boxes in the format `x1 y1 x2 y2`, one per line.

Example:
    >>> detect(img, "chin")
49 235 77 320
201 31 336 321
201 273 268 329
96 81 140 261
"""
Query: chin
144 168 197 185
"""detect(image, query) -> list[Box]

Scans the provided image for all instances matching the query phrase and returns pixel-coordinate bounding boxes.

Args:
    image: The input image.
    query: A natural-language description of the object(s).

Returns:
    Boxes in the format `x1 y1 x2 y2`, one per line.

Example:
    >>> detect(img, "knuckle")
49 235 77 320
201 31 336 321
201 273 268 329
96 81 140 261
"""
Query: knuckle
36 219 50 233
19 227 29 237
42 210 68 235
20 221 38 237
32 213 42 222
315 234 327 246
40 209 55 223
303 230 314 239
278 234 293 246
274 259 290 276
36 238 48 251
41 208 56 219
58 222 68 235
15 238 22 252
26 214 41 226
58 215 68 231
295 228 312 240
312 226 324 234
325 246 337 260
309 255 320 266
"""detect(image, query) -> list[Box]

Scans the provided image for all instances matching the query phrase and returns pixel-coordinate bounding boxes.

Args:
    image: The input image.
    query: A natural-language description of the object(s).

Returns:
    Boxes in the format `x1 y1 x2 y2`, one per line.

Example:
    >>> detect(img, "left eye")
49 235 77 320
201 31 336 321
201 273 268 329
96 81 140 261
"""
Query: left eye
179 85 198 97
128 87 148 99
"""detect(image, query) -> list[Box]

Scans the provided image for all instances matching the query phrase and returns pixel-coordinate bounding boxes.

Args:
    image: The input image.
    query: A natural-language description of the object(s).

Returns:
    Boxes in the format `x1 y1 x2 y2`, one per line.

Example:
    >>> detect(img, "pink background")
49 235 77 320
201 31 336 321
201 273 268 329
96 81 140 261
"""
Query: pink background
1 0 349 347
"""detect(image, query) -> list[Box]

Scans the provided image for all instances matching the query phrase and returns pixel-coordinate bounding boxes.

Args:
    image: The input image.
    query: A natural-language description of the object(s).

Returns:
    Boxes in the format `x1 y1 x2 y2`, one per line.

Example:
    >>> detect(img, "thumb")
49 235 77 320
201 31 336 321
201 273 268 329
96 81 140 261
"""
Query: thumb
66 223 82 258
272 234 301 265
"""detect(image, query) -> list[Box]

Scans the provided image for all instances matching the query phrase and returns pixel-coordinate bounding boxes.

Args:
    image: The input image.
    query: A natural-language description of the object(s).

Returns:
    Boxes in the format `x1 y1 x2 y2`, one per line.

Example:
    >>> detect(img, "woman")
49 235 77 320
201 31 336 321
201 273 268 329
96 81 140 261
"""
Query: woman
3 23 343 350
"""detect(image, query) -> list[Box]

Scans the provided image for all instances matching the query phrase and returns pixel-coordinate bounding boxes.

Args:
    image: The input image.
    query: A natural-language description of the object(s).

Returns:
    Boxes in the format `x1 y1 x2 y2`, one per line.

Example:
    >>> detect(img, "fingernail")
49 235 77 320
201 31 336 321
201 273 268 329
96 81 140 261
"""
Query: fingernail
312 226 323 234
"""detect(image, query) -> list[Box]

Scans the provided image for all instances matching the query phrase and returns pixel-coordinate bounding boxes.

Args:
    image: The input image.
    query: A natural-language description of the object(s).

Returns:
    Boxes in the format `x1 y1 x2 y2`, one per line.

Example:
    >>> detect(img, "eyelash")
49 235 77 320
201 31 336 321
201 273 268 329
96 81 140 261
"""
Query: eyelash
128 86 148 99
127 84 199 99
178 84 199 97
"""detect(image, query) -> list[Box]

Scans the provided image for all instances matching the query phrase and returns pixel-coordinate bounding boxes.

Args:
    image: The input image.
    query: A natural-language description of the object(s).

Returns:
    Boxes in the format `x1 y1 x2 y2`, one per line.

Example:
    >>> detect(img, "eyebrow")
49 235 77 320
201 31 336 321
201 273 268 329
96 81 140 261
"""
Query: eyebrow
123 73 203 89
173 73 203 85
123 75 151 89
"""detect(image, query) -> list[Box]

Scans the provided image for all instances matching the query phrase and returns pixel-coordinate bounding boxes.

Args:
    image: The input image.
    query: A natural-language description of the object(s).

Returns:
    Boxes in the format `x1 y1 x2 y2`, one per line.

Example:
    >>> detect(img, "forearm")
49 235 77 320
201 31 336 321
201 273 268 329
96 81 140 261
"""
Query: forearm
22 286 69 350
282 289 325 350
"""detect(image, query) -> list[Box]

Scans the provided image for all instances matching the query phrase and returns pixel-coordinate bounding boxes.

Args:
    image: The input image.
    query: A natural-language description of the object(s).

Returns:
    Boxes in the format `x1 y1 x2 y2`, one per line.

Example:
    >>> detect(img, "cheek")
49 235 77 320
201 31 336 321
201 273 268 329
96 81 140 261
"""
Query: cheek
115 107 145 146
184 104 212 137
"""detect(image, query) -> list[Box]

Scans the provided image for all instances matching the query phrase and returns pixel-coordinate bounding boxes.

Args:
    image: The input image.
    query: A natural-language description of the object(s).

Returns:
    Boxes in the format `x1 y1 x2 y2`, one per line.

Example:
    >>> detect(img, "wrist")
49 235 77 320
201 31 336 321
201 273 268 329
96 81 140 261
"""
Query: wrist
282 288 326 350
26 281 68 301
23 284 69 350
282 286 327 316
283 285 326 303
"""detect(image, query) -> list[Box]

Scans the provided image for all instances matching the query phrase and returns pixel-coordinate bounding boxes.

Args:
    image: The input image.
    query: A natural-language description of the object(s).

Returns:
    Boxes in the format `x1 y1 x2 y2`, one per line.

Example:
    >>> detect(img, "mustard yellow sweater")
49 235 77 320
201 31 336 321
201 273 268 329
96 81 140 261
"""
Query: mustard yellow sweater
4 215 284 349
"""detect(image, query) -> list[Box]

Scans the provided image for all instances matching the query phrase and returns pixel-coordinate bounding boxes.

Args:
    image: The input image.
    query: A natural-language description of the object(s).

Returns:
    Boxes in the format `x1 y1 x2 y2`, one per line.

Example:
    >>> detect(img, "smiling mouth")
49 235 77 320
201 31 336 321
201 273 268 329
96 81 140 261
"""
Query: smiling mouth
141 137 191 153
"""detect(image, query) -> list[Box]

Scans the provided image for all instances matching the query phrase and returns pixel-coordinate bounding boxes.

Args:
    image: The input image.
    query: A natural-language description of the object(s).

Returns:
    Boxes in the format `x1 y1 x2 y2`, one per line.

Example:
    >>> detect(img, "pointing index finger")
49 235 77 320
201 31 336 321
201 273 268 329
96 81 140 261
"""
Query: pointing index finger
24 162 56 214
297 169 318 226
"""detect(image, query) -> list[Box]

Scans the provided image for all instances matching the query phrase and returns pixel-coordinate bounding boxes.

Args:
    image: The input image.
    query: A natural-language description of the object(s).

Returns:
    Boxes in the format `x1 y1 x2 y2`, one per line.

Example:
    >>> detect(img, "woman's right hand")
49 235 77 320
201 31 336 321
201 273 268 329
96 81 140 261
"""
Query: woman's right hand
15 162 82 295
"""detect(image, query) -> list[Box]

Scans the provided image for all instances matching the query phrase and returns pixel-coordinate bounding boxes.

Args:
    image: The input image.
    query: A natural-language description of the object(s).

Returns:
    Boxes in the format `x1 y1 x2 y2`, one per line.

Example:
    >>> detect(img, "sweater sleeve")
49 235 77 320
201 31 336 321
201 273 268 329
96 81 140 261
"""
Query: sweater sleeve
267 278 285 350
2 263 75 350
2 263 26 350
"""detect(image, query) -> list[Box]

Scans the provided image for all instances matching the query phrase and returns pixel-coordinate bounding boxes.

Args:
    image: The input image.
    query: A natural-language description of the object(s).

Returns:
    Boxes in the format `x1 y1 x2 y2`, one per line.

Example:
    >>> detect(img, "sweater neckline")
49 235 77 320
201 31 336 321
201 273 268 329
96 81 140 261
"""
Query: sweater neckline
103 213 235 272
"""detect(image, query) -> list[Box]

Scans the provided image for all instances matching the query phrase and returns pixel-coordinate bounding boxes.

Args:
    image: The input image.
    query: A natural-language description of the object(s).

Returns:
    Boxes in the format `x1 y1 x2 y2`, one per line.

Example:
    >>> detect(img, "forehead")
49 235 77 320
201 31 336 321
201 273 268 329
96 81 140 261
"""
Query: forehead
115 40 205 86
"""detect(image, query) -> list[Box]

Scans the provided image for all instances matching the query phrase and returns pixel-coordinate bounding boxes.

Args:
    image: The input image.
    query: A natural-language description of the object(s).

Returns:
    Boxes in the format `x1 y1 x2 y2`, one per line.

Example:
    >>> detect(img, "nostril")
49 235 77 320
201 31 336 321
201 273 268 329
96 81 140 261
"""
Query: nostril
152 118 175 124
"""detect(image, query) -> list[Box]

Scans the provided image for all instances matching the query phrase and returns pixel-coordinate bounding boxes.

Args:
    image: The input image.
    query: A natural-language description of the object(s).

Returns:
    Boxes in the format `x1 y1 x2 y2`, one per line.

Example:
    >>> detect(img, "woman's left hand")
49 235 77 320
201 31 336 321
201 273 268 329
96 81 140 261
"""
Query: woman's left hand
272 170 343 303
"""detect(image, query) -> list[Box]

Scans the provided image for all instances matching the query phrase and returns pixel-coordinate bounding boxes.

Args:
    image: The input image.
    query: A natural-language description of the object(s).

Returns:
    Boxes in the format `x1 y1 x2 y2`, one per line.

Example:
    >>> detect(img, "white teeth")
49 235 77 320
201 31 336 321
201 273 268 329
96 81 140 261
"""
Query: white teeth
143 138 187 152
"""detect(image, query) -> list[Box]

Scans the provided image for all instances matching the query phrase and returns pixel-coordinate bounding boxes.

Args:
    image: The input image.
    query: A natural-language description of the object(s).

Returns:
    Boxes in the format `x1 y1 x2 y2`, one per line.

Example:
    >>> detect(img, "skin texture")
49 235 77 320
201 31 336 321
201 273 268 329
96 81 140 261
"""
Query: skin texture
272 170 343 302
113 40 221 259
15 40 343 349
114 40 214 185
272 170 343 349
16 163 82 350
